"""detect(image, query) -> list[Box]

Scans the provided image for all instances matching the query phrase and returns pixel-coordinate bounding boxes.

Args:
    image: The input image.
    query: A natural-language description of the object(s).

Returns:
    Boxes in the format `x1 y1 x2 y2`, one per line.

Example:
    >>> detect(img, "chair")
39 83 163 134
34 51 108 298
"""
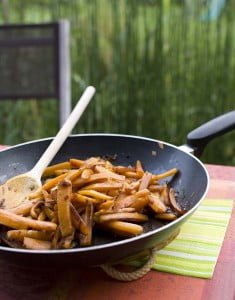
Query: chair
0 20 71 127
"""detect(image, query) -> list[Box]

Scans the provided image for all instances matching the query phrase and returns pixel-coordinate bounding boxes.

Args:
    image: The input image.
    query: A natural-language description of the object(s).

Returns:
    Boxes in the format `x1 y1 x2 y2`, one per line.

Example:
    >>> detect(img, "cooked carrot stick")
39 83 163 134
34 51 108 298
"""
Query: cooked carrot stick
57 180 74 237
42 162 71 177
0 209 57 231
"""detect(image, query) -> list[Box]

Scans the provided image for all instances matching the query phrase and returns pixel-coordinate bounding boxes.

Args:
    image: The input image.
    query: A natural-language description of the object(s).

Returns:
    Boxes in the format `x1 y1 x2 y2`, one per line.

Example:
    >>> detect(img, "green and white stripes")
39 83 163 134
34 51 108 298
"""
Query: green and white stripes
152 199 234 278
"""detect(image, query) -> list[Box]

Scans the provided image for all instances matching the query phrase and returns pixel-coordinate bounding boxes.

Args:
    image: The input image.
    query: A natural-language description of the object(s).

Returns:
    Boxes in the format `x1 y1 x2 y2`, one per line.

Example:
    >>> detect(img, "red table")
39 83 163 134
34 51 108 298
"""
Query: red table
0 145 234 300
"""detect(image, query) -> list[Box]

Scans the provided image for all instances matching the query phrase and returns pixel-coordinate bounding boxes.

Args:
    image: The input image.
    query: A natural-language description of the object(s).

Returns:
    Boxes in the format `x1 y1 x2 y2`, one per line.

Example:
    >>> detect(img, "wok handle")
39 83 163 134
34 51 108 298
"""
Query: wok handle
186 110 235 157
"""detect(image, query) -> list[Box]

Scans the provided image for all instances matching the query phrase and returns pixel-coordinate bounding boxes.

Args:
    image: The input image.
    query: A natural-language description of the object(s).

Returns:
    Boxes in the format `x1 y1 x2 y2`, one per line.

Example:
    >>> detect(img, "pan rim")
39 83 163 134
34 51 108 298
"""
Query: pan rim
0 133 209 255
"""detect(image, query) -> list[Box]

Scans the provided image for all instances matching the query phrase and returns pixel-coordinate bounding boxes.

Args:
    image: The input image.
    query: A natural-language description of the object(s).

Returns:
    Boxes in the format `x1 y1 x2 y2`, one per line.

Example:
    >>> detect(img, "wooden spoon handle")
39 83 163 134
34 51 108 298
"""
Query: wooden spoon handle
30 86 95 178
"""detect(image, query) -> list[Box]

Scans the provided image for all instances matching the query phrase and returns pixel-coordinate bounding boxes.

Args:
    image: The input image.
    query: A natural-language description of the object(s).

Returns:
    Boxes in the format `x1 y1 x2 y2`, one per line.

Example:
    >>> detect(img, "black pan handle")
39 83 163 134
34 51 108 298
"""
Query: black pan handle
186 110 235 157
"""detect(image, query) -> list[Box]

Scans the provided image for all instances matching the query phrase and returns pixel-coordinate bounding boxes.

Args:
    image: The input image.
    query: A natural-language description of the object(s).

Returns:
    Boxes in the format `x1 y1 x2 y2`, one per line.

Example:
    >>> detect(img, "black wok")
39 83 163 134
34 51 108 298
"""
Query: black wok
0 111 234 267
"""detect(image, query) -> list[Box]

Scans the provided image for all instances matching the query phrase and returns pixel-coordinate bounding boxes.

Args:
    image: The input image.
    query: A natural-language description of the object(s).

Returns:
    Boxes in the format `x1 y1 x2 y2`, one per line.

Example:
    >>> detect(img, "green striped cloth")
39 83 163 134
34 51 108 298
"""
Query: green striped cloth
131 199 234 279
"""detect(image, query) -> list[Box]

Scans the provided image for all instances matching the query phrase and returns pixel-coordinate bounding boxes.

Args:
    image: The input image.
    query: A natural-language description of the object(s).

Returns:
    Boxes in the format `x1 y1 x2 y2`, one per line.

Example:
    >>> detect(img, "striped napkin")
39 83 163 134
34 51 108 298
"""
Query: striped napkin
131 198 234 279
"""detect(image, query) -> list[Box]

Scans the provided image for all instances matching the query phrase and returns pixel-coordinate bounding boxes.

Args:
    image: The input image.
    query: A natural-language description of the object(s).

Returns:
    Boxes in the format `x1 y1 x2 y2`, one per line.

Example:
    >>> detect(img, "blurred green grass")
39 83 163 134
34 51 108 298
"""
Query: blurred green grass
0 0 234 165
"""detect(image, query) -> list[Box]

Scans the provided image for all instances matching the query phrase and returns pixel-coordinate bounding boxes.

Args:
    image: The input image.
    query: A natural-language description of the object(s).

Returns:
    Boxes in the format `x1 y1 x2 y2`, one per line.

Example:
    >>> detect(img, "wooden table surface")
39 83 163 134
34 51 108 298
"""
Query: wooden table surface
0 145 234 300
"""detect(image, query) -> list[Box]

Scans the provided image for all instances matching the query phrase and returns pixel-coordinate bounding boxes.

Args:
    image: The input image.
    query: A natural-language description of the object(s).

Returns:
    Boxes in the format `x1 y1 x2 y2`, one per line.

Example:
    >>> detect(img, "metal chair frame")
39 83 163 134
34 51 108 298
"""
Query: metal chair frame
0 20 71 127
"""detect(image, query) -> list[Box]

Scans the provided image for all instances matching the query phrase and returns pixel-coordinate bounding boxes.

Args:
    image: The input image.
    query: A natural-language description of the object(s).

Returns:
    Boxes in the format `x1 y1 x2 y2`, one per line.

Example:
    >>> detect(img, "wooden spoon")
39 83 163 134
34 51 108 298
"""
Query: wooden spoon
0 86 95 209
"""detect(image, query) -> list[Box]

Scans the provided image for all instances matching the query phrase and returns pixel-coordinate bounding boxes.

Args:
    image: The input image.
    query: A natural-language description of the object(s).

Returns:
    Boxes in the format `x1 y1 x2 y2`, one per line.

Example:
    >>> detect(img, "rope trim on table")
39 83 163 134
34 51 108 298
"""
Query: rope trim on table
101 229 180 281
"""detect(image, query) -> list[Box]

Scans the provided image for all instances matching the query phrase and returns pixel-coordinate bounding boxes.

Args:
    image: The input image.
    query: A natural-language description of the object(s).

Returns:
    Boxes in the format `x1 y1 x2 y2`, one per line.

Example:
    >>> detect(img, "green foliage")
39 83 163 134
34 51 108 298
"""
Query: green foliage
0 0 234 164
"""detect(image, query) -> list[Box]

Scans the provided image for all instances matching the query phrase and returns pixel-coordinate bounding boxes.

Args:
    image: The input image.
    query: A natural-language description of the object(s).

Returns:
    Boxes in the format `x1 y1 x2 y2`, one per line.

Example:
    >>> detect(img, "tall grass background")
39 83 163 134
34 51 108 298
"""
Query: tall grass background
0 0 234 165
